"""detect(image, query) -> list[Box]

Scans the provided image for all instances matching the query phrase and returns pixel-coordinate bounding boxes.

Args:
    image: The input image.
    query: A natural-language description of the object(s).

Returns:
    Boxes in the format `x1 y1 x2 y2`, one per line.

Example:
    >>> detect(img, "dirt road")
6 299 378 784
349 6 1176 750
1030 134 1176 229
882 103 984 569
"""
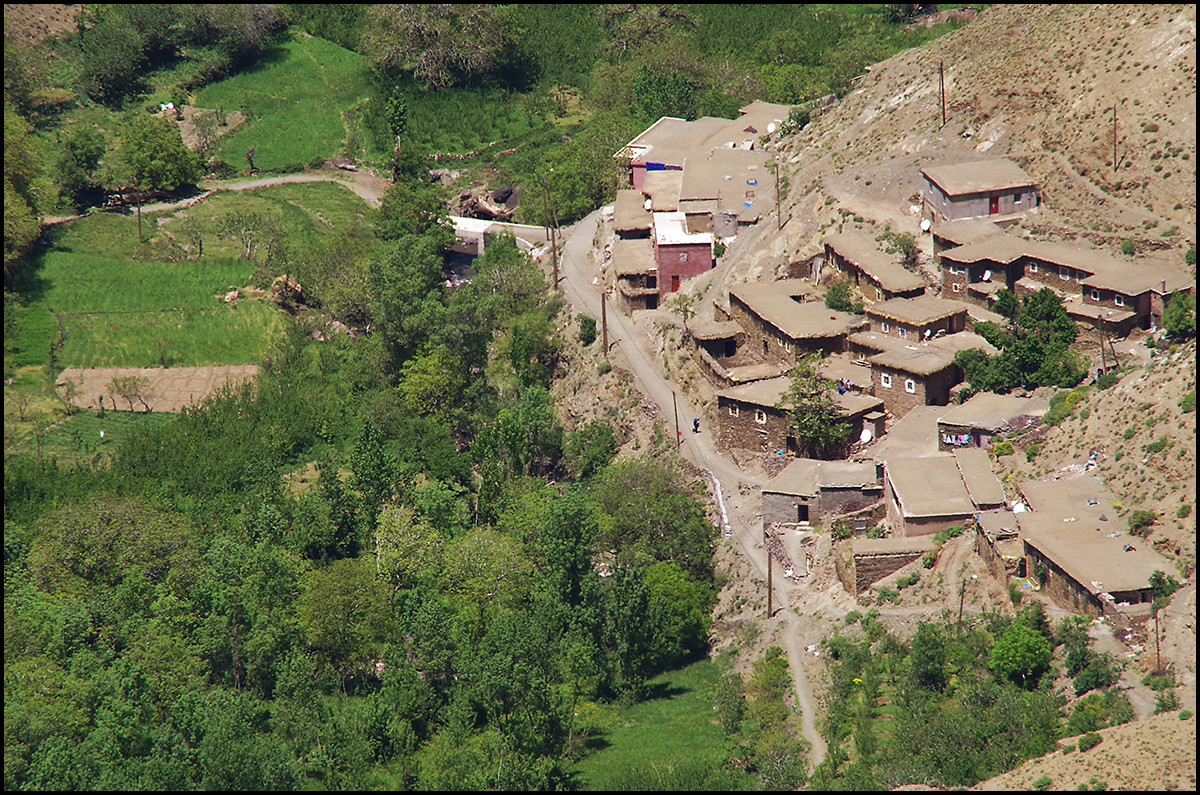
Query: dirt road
559 210 829 771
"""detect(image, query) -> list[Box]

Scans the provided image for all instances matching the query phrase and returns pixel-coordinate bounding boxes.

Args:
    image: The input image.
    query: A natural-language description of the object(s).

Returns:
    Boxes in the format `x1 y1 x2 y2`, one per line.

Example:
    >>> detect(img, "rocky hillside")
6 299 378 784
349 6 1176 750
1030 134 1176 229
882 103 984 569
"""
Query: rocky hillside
725 3 1196 279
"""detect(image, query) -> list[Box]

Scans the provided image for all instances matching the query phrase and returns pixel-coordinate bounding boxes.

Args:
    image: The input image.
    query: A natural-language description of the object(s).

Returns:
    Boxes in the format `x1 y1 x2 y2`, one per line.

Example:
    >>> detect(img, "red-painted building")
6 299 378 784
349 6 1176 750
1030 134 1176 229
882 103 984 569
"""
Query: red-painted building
653 212 713 294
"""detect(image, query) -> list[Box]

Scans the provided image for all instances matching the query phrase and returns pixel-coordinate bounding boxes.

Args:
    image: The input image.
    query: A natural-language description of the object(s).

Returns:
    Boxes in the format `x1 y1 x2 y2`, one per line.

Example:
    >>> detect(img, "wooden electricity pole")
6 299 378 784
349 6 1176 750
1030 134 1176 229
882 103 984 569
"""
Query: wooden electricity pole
541 175 561 290
775 158 782 230
601 290 609 352
765 529 773 618
939 61 946 129
672 391 681 446
1113 105 1118 172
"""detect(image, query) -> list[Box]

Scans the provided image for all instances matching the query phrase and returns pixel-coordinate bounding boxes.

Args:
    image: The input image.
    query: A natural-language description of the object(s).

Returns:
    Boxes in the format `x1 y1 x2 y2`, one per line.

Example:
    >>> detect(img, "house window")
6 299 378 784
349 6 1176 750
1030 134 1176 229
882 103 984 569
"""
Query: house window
881 321 890 333
754 409 767 424
1114 294 1126 307
949 264 964 274
1090 288 1100 301
898 328 907 339
680 251 688 262
728 405 739 417
1059 267 1070 281
876 289 884 300
881 373 892 389
784 341 792 353
905 379 916 394
952 283 962 293
1029 262 1038 273
1013 192 1022 203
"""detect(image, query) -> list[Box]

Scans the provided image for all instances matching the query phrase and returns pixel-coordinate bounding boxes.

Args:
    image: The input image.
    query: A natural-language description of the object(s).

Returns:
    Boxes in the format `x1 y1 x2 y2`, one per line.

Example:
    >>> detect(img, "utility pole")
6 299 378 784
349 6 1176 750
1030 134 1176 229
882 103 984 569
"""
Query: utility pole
939 61 946 129
1113 105 1118 172
601 290 609 353
775 158 782 230
765 529 773 618
672 391 681 446
541 174 560 290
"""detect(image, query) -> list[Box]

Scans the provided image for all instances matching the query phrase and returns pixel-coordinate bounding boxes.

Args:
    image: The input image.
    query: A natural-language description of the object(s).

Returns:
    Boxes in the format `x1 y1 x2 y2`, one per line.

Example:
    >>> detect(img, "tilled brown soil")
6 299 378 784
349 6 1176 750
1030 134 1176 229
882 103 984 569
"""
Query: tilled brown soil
56 365 259 413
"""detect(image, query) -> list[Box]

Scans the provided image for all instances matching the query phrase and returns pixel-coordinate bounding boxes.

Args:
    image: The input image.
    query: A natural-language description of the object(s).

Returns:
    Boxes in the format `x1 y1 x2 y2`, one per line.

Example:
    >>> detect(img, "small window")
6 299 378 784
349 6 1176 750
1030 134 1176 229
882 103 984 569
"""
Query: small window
881 373 892 389
1059 266 1070 281
1029 262 1038 273
898 328 907 339
728 405 739 417
905 379 916 394
1090 288 1100 301
1114 294 1126 307
881 321 890 333
876 289 883 300
754 409 767 424
1013 192 1022 203
680 251 688 262
784 341 792 353
952 283 962 293
949 264 963 274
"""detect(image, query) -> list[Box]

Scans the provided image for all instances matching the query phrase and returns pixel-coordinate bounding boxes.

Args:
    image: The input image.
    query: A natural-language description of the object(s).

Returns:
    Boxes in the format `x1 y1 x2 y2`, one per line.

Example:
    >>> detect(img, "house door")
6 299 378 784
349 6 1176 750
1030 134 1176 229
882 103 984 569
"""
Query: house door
671 275 680 292
989 195 1000 214
797 504 809 523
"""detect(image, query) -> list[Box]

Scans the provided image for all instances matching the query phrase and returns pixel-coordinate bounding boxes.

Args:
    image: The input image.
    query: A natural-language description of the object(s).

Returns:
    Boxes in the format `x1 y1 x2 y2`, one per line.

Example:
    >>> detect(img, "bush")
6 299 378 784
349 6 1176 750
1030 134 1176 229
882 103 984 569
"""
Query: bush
921 550 937 569
1176 503 1192 519
1180 710 1193 720
992 440 1015 456
597 360 612 375
875 586 899 605
577 314 597 346
1180 390 1196 413
1074 656 1119 696
1128 510 1157 536
1033 775 1053 790
1154 689 1181 714
1077 732 1102 752
1096 371 1119 389
896 571 920 589
1025 443 1042 462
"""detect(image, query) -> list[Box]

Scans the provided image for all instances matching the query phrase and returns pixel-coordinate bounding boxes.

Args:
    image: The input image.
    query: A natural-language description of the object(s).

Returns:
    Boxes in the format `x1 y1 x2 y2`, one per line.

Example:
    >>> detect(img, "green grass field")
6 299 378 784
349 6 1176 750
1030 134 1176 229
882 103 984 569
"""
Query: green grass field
571 660 753 791
193 33 374 171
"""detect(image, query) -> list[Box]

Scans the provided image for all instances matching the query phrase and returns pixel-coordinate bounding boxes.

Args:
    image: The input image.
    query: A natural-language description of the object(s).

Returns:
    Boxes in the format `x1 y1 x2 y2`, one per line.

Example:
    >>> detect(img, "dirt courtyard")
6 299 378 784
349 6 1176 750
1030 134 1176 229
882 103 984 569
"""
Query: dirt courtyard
57 365 259 414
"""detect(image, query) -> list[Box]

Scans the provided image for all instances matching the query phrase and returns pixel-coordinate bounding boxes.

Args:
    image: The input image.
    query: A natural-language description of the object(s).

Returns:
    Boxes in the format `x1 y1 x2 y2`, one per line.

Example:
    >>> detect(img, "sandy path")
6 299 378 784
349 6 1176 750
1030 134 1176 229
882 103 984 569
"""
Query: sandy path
559 210 828 771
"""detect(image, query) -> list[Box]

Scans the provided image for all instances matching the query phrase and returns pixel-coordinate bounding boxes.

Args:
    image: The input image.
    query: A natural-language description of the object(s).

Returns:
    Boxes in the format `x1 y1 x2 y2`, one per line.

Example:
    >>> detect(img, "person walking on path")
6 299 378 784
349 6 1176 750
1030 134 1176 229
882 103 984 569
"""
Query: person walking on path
693 417 700 434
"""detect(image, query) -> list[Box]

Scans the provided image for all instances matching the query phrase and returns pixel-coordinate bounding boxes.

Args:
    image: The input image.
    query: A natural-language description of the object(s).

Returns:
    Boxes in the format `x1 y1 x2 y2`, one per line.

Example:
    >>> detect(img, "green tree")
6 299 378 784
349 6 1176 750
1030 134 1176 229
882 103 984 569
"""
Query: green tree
990 622 1052 689
78 15 146 106
1163 291 1195 339
825 280 854 312
4 101 52 284
54 125 107 210
590 457 715 578
294 556 393 686
782 353 854 458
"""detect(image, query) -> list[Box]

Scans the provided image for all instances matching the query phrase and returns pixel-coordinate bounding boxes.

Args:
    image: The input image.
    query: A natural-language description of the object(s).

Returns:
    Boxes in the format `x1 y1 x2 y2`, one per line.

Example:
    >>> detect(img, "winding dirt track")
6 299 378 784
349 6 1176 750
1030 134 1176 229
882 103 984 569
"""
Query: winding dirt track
559 210 828 771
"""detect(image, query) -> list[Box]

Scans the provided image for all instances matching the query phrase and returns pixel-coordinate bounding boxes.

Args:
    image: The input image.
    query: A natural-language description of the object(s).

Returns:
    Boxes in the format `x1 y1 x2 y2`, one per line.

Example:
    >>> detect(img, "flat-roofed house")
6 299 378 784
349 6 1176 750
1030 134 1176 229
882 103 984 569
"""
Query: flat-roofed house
613 189 651 239
937 393 1049 451
938 233 1028 305
717 376 883 457
921 159 1039 222
678 148 774 236
823 232 927 303
1016 482 1172 617
652 211 713 293
865 295 969 342
761 458 883 527
612 237 659 311
884 449 1004 536
868 332 997 417
728 279 866 365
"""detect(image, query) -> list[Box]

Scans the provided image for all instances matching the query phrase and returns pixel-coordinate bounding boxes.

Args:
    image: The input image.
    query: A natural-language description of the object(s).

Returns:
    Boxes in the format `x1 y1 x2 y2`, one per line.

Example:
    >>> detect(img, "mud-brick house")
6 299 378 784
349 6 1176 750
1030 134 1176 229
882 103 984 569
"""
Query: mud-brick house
613 189 652 240
822 232 927 303
865 294 969 342
762 458 883 527
678 148 774 236
936 392 1049 451
921 158 1039 222
727 279 866 365
883 448 1005 537
867 330 998 418
1017 512 1171 617
612 237 659 312
652 211 713 294
938 233 1028 305
975 510 1025 581
716 376 883 457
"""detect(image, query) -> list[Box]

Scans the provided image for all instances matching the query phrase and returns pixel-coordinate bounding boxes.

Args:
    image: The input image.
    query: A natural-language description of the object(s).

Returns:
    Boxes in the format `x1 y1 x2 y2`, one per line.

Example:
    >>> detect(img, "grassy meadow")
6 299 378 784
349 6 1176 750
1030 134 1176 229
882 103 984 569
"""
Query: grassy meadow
571 660 753 791
193 33 374 171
